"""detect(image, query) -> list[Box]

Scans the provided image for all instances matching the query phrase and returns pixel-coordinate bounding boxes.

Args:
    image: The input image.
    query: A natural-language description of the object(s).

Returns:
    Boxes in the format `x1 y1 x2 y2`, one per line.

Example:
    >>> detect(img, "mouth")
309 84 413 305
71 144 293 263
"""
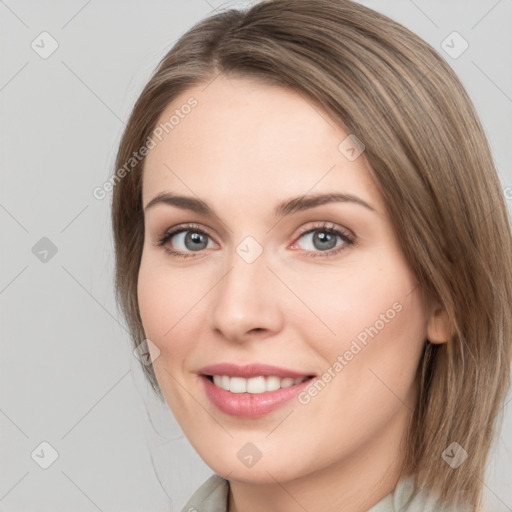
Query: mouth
198 363 316 417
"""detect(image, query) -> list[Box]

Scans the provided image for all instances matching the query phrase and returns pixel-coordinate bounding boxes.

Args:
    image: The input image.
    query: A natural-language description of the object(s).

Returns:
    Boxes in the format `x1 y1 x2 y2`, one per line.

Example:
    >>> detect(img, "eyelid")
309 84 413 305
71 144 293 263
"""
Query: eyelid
154 222 217 249
294 221 354 241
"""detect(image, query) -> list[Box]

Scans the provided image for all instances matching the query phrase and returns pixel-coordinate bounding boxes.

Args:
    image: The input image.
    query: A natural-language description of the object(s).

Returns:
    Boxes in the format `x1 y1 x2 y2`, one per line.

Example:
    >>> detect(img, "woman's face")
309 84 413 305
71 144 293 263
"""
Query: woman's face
138 75 433 484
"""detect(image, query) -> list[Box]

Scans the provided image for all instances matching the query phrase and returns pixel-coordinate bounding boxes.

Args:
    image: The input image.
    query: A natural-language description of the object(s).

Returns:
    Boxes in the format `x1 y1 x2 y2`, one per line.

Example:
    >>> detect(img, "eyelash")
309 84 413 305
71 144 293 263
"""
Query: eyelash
155 222 355 259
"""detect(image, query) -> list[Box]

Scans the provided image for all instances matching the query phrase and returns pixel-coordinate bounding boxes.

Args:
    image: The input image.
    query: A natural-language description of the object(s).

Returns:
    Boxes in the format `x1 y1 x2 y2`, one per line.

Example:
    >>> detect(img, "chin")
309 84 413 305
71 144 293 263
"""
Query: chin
198 447 312 485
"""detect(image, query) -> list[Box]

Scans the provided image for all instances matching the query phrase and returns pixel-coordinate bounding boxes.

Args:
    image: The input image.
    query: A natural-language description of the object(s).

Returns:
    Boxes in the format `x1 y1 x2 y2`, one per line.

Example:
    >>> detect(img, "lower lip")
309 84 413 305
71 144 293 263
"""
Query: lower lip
201 375 313 418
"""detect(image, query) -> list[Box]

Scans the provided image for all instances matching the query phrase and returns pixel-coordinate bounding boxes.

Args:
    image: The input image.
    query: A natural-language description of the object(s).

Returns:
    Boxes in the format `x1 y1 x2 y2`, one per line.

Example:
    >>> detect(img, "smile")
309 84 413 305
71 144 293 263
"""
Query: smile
198 363 316 417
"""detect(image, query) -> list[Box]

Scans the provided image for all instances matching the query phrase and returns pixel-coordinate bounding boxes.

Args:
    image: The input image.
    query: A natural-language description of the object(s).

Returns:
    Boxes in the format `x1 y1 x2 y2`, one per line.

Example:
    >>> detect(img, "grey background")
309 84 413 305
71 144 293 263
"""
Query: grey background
1 0 511 511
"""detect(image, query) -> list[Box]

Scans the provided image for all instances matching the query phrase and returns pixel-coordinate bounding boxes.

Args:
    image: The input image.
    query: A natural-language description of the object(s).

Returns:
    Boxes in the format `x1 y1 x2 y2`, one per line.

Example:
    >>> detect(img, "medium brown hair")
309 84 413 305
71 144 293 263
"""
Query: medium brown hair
111 0 512 509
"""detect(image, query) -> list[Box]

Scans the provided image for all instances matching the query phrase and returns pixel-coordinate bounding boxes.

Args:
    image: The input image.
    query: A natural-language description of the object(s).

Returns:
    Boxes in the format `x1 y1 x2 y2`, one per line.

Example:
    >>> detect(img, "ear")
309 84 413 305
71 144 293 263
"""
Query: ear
426 302 452 344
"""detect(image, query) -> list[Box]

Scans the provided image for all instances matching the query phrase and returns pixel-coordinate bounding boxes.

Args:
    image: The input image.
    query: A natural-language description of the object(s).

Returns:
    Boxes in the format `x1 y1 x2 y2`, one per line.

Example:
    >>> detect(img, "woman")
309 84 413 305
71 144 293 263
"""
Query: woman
111 0 512 510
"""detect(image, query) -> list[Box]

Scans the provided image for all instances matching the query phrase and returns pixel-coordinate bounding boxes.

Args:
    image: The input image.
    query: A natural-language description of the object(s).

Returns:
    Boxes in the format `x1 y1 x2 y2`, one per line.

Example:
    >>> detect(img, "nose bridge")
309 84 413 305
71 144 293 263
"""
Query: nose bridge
210 240 282 340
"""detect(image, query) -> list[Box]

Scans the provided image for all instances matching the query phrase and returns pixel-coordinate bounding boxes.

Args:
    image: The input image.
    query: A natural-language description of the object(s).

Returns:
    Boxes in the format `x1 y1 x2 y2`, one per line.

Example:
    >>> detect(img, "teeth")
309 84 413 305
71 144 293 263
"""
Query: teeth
210 375 308 394
281 378 295 388
266 376 281 391
246 376 265 393
230 377 247 393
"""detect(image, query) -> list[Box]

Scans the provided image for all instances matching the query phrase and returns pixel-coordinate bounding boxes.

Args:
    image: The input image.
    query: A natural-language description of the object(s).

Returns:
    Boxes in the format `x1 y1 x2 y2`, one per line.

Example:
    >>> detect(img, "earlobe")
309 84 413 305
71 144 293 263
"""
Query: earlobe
426 304 452 344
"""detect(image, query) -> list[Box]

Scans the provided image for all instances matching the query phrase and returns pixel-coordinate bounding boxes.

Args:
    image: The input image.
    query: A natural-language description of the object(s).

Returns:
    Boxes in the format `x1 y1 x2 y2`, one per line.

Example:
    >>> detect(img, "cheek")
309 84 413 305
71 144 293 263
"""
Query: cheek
292 268 426 456
137 261 189 358
137 257 214 377
137 263 164 340
298 254 426 394
292 259 420 347
320 267 426 409
137 262 201 411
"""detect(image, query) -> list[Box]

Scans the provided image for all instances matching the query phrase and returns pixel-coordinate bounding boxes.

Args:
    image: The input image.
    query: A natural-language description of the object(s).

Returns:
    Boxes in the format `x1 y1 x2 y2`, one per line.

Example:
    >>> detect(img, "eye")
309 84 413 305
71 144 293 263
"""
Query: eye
155 223 216 258
290 222 354 258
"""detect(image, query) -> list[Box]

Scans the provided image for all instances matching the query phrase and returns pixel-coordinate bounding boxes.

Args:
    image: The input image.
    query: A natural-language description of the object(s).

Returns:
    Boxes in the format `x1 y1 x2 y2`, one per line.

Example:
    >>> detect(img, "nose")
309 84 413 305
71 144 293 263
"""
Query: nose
209 250 284 344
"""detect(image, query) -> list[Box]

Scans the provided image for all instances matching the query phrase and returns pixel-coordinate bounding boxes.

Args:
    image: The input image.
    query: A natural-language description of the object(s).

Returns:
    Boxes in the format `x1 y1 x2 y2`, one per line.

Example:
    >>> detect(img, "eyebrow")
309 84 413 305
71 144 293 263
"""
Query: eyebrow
144 191 375 218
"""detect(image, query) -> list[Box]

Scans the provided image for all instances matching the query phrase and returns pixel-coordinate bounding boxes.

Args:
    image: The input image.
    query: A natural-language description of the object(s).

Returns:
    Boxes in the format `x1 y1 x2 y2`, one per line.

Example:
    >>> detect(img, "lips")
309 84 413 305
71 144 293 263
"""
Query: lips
198 363 316 417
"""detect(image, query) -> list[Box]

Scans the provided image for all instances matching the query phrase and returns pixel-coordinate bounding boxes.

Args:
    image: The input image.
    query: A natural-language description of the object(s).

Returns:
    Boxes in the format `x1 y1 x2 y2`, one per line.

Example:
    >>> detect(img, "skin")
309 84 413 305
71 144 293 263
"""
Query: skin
137 75 450 512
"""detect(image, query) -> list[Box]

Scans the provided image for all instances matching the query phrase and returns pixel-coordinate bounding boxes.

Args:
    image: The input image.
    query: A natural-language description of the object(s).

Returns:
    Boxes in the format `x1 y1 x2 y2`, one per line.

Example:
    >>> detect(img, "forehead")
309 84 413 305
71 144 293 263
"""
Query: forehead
142 75 381 212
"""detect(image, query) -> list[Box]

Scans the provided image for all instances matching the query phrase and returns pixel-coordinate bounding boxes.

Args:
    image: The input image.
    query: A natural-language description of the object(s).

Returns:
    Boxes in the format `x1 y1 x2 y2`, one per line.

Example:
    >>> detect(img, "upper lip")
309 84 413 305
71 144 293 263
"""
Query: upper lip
198 363 314 379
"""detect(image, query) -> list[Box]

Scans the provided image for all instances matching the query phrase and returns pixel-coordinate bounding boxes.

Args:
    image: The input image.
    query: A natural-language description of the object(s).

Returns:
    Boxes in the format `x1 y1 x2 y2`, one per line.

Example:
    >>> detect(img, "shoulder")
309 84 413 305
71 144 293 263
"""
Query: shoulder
181 474 472 512
181 474 229 512
368 475 473 512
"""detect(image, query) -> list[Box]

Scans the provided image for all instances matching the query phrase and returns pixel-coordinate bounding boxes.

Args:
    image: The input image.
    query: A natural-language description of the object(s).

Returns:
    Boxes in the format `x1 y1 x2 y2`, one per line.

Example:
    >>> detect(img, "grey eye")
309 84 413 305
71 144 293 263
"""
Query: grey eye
171 230 212 252
297 230 344 252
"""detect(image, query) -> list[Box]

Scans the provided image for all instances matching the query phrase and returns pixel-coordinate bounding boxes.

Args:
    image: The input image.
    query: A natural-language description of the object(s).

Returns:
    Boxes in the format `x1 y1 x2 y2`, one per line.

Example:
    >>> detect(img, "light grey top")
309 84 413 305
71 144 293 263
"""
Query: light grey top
181 473 471 512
